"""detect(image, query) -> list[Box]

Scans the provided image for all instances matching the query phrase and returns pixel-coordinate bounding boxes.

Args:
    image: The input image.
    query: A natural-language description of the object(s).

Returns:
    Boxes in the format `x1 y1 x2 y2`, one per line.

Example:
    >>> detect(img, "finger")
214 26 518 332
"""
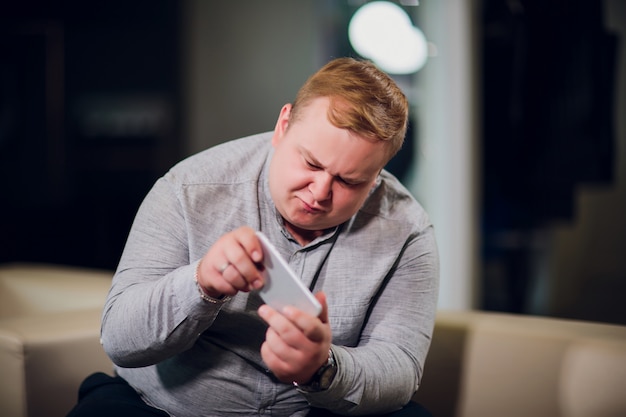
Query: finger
282 306 327 343
264 327 292 358
203 266 239 296
258 305 302 343
259 304 324 352
196 227 263 297
315 291 329 324
219 265 250 291
222 231 264 290
262 327 311 381
259 305 330 383
260 340 292 382
258 304 291 332
223 250 263 291
278 292 329 342
196 256 237 298
235 227 263 264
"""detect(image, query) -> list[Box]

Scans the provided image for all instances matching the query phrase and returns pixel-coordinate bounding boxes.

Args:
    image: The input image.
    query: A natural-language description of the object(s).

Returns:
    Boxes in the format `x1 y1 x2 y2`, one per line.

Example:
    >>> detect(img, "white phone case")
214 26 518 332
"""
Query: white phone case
256 231 322 316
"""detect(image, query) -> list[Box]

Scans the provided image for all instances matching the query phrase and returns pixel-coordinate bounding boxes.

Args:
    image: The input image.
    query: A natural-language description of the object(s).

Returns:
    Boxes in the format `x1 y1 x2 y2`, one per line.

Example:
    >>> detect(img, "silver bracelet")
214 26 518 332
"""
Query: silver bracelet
194 261 231 304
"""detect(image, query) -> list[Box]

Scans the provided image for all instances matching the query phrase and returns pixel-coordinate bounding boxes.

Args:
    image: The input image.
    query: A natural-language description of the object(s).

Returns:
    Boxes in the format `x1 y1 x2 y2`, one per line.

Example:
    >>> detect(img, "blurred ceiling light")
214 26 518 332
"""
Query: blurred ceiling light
348 1 428 74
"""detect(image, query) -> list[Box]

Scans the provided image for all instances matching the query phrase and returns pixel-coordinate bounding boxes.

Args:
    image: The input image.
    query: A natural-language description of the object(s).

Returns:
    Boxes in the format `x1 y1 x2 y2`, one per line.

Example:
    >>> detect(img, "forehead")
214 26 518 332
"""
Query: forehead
292 97 386 165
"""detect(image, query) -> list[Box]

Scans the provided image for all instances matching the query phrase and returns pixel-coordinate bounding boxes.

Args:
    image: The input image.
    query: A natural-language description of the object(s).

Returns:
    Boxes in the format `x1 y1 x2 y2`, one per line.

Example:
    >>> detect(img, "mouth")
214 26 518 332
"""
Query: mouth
299 198 325 214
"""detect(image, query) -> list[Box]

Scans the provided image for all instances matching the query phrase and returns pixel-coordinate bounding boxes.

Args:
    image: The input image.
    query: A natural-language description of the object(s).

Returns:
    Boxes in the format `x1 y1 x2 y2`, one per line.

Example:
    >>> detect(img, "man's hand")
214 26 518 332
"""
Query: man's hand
195 226 265 299
258 292 332 384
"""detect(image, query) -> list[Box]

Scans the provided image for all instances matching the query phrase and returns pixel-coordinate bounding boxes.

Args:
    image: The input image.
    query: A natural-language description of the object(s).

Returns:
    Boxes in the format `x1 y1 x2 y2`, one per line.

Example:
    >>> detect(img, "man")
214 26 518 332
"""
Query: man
68 58 439 416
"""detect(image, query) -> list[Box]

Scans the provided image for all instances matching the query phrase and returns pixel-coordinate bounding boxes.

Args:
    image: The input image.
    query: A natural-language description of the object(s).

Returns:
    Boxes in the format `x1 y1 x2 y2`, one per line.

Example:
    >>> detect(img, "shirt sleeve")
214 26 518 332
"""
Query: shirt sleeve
100 176 225 368
301 224 440 415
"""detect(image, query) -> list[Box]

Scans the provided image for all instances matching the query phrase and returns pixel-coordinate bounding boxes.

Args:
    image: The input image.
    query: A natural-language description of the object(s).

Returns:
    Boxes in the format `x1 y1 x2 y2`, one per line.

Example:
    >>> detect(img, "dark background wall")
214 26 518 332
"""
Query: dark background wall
1 0 624 326
479 0 624 324
1 0 183 269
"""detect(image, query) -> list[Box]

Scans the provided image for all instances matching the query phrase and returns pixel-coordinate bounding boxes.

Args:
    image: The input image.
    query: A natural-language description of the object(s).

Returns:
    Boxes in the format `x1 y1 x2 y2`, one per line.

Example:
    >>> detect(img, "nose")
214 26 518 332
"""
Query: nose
309 172 333 202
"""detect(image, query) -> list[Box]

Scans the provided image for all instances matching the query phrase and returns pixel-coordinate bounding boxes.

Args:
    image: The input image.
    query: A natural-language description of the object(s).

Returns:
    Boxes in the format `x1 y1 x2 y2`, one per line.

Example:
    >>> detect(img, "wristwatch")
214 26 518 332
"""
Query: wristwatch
294 348 337 392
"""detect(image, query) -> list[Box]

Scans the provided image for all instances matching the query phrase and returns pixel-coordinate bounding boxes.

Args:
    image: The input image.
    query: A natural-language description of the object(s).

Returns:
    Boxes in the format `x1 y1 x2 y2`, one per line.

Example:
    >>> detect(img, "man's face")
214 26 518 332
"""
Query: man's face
269 97 388 244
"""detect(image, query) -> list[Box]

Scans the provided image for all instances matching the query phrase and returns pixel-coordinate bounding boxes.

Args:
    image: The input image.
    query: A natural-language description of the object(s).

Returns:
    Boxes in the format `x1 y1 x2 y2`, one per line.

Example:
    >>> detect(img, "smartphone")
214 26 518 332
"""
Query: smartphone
255 231 322 317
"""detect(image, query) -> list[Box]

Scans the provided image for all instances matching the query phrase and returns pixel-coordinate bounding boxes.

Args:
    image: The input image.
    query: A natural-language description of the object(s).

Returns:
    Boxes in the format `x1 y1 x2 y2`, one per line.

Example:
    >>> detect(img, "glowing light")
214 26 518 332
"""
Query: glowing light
348 1 428 74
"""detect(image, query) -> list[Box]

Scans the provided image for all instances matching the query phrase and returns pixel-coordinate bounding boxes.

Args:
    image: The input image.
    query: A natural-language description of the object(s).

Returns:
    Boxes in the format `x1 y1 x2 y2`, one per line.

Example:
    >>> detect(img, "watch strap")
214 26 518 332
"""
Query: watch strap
294 348 337 392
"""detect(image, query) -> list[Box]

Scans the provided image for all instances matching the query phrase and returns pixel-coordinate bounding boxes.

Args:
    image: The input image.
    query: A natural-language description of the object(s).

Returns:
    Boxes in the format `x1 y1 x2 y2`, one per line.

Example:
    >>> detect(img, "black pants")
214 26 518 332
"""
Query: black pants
307 401 432 417
67 373 432 417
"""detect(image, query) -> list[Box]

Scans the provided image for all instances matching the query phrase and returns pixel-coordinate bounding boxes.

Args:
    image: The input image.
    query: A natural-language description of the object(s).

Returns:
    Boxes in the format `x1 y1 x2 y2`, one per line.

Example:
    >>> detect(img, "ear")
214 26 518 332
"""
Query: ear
271 104 292 146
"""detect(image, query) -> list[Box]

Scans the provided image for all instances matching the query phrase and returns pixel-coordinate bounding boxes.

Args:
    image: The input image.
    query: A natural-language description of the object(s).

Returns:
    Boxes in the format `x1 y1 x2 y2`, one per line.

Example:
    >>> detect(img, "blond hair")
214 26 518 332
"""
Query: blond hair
290 57 409 161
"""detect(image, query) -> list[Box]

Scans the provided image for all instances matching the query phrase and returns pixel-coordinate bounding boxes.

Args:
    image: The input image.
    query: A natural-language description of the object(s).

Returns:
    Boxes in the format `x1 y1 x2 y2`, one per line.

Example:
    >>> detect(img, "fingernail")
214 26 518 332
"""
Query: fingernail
252 250 262 262
282 306 296 317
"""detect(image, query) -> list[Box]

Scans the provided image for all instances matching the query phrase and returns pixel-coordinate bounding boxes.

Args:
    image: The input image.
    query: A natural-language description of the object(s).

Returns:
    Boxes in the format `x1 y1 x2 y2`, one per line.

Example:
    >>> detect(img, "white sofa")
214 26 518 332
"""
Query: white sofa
2 263 626 417
414 310 626 417
0 264 114 417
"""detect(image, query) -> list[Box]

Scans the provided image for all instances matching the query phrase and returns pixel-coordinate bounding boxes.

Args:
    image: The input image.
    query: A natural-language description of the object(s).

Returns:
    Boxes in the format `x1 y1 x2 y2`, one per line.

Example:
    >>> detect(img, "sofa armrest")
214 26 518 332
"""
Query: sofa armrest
0 308 113 417
0 263 114 417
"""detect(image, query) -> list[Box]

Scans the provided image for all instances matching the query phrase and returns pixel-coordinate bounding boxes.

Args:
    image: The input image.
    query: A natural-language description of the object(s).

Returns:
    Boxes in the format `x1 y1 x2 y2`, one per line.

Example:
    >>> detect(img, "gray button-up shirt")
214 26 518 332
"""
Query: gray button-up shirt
101 132 439 416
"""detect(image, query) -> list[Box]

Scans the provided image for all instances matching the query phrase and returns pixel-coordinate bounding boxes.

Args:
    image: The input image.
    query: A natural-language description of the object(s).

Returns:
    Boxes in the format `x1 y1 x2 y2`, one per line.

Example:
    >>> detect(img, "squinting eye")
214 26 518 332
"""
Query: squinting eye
339 178 359 187
306 161 321 170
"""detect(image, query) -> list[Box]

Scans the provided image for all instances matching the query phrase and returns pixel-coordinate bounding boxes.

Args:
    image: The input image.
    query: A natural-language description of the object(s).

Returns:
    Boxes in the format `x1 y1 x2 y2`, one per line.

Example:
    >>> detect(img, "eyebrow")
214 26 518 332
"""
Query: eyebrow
301 148 368 184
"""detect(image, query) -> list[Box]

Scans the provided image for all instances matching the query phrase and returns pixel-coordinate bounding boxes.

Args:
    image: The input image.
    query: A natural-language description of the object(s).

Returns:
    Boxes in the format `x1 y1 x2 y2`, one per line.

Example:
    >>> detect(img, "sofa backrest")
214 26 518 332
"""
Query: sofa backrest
0 264 112 319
